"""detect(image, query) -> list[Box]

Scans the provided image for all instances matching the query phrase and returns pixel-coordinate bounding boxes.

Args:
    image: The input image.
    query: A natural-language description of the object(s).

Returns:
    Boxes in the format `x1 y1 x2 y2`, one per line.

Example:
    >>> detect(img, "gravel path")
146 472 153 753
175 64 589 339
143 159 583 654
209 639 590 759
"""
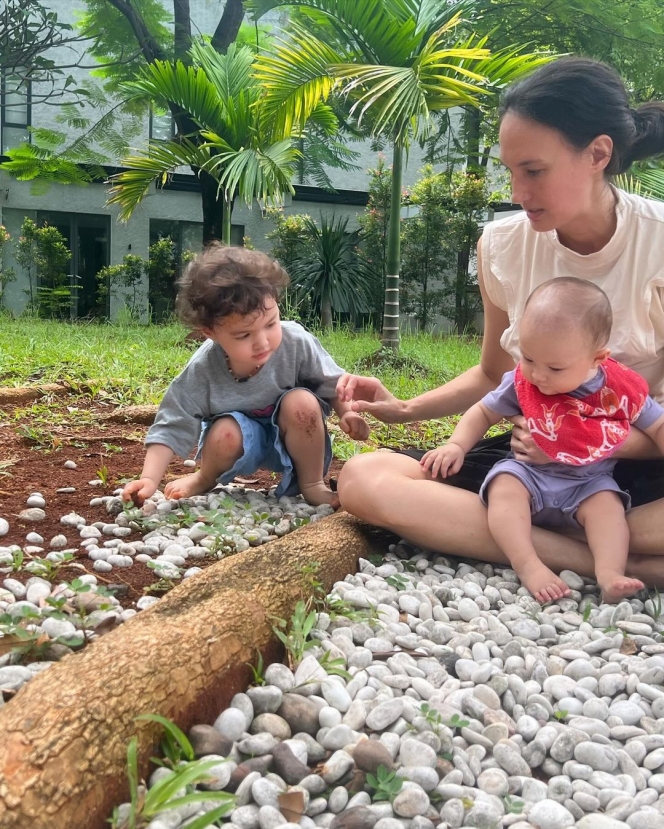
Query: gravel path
109 539 664 829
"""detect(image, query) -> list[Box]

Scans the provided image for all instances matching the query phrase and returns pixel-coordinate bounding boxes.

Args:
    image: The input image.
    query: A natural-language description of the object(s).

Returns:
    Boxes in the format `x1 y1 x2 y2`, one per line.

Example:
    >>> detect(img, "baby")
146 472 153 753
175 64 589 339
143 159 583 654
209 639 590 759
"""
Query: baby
423 277 664 603
123 244 368 509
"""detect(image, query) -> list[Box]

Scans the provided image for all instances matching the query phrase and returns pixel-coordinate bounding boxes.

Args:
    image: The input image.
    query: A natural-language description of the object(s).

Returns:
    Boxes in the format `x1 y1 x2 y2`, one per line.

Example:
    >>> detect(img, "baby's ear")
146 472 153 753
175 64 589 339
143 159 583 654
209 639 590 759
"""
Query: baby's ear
593 347 611 367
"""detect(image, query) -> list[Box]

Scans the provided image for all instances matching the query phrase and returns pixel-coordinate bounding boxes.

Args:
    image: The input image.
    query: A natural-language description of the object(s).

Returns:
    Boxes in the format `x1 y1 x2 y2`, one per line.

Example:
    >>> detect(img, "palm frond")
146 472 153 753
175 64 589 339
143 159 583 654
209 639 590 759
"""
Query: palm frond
106 139 211 221
202 139 298 205
189 40 255 102
250 0 420 65
124 60 228 134
253 30 342 135
616 169 664 201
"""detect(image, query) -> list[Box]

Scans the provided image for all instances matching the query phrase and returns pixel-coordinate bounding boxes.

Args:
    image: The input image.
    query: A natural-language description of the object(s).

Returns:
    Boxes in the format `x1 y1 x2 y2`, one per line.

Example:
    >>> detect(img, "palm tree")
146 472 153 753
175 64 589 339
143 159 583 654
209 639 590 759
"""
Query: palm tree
106 41 303 244
290 215 377 329
250 0 551 347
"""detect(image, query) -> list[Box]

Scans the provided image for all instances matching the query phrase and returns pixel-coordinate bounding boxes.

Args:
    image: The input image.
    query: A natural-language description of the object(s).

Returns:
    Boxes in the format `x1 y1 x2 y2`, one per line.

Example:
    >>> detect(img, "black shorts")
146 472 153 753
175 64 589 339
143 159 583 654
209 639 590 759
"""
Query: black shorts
400 431 664 509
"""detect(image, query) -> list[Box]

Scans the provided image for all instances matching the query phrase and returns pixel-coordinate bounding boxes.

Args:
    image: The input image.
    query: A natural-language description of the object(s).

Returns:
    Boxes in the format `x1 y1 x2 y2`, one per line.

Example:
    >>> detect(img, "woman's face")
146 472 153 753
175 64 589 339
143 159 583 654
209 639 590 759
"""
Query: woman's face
499 112 604 234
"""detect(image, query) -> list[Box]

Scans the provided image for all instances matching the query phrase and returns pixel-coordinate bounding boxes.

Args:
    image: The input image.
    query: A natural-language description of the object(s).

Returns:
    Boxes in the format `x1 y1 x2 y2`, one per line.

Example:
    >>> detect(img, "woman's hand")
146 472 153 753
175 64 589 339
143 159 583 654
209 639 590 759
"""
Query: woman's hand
509 415 550 464
336 374 407 423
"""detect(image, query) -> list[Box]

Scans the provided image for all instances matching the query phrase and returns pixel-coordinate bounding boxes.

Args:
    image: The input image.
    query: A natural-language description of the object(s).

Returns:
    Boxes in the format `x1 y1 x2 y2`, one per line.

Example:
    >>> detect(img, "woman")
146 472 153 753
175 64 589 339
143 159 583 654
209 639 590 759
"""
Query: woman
337 57 664 588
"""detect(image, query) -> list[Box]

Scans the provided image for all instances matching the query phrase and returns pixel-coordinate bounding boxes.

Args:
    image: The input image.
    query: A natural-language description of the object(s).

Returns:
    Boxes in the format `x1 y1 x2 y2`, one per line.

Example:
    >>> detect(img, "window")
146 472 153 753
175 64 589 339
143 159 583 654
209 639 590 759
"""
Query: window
150 219 245 253
1 72 31 154
149 108 175 141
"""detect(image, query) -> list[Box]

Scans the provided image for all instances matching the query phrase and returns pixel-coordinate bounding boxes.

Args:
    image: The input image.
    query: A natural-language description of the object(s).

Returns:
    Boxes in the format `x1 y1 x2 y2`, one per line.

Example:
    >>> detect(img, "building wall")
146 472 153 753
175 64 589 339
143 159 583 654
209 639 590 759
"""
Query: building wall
0 0 482 326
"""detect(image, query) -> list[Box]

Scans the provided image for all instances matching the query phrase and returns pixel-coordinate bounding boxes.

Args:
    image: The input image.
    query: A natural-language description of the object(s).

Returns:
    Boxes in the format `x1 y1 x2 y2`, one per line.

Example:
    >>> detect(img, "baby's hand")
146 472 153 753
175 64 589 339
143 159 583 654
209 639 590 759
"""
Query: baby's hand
122 477 158 507
339 411 370 441
421 443 465 479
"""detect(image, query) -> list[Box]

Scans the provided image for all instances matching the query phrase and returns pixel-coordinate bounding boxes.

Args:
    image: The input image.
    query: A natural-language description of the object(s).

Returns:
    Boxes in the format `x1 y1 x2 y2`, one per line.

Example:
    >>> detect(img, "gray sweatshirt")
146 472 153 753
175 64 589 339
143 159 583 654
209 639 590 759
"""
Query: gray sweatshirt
146 321 344 458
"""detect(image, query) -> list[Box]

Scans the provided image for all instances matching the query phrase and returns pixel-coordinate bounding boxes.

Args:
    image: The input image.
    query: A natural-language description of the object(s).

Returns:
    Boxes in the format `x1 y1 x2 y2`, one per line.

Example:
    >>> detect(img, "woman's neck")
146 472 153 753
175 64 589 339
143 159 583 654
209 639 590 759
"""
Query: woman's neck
556 185 618 255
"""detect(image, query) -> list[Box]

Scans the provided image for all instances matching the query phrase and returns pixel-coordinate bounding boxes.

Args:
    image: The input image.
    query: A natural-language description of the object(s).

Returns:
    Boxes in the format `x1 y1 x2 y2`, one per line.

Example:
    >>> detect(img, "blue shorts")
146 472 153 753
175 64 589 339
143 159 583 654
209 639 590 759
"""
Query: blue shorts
197 388 332 498
479 458 631 530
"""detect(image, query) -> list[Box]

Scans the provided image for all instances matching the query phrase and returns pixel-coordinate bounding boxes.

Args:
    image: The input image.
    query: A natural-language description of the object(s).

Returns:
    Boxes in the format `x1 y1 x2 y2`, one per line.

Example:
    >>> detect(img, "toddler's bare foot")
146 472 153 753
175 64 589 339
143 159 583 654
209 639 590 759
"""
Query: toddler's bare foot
300 481 340 509
514 558 573 604
164 471 217 500
598 572 645 603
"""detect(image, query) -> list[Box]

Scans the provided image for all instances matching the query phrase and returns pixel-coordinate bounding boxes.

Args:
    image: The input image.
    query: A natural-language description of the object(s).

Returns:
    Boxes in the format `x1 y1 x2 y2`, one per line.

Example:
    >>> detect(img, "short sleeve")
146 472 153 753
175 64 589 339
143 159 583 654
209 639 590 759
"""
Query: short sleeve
479 229 508 311
296 330 345 401
481 369 522 417
633 396 664 430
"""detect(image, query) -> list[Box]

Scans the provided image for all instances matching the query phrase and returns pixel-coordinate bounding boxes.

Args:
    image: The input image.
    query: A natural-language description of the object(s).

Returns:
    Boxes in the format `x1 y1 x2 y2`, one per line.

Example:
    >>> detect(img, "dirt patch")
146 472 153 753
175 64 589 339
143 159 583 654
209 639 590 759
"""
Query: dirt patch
0 394 344 607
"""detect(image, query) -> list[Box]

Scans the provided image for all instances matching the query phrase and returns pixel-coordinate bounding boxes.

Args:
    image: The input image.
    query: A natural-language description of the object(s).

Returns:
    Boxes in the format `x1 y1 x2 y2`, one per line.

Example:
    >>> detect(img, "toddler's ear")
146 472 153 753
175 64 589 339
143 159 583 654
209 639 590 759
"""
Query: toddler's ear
593 347 611 367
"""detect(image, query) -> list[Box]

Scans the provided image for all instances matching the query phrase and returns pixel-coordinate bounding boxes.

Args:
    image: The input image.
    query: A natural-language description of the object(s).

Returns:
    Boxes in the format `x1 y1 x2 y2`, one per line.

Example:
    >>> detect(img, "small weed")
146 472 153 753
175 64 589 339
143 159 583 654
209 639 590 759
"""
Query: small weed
271 600 318 668
246 650 267 686
0 458 18 478
418 702 445 734
0 606 50 660
581 603 593 623
442 713 469 732
16 424 62 451
102 443 123 454
502 795 525 815
366 765 404 802
109 730 235 829
318 650 352 680
553 710 568 721
96 464 111 486
136 713 195 768
24 551 80 582
645 588 664 621
385 573 410 591
143 561 184 595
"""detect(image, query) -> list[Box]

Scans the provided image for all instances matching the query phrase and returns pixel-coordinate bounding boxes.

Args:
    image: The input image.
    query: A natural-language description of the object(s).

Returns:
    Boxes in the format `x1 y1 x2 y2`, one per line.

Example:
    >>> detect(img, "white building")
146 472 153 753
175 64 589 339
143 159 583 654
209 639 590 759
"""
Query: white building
0 0 505 325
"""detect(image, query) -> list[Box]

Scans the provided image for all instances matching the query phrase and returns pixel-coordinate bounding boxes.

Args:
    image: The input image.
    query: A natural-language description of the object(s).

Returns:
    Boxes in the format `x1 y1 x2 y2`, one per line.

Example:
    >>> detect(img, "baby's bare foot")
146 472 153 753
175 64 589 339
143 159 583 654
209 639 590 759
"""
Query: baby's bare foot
164 471 216 500
300 481 340 509
514 558 573 604
598 572 645 603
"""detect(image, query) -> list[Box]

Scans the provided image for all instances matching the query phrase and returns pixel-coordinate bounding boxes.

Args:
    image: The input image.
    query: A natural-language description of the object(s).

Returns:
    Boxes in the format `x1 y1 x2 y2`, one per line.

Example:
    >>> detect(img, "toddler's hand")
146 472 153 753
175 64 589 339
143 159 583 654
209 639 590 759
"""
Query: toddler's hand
339 411 370 441
421 443 465 479
122 477 158 507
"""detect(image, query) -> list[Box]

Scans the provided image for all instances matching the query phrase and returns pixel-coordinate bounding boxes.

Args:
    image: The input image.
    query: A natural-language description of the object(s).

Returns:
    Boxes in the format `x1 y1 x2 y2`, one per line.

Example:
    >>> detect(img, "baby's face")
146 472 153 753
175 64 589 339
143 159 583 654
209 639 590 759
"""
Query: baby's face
519 323 607 396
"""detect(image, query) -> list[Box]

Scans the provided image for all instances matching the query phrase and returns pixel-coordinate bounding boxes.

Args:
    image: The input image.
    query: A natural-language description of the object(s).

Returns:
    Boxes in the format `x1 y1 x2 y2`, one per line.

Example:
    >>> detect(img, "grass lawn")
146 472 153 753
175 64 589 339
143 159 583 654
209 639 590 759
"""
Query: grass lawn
0 319 483 453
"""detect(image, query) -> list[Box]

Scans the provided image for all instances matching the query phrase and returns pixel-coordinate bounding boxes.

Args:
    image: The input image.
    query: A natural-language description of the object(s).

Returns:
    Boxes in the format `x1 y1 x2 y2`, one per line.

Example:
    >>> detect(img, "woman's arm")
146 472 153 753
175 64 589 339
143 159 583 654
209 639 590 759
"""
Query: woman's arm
337 241 515 423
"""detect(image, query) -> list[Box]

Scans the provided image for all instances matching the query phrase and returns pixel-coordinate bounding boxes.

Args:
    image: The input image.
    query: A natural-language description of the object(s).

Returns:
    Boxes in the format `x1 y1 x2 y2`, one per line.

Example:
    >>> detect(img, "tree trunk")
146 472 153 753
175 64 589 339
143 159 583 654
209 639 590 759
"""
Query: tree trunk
200 171 224 244
380 140 403 350
321 294 333 330
0 514 392 829
464 106 481 170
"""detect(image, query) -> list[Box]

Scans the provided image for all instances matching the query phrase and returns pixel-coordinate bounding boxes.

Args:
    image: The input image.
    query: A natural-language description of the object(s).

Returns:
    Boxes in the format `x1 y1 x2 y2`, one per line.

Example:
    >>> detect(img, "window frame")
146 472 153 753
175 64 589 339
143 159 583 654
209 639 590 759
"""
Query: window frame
1 71 32 153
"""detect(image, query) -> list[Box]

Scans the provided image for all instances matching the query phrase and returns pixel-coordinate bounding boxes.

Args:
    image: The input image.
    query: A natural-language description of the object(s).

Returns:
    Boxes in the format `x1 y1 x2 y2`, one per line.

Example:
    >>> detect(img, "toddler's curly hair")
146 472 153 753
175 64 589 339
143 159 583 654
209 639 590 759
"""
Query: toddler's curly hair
176 243 289 330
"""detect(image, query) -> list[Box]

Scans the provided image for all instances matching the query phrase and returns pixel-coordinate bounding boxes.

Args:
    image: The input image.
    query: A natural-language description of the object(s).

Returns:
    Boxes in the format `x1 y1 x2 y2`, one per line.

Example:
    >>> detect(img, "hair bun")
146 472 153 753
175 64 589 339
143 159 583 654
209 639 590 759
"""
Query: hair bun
628 102 664 165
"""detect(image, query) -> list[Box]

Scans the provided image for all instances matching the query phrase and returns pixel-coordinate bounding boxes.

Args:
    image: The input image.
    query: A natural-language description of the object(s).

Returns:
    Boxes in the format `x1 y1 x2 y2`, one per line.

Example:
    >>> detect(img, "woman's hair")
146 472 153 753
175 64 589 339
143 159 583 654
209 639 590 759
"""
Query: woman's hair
176 243 289 330
499 57 664 175
523 277 612 349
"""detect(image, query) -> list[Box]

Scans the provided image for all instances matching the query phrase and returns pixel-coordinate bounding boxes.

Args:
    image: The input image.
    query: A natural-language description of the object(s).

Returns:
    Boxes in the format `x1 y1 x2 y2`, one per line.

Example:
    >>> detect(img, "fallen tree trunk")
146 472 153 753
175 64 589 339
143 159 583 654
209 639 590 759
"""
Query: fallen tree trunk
0 513 391 829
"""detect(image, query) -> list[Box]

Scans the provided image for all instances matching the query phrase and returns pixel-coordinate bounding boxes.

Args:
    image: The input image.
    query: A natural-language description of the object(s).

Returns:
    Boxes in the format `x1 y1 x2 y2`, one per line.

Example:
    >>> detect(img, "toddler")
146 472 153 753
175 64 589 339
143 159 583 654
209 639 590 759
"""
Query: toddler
422 278 664 603
123 244 368 509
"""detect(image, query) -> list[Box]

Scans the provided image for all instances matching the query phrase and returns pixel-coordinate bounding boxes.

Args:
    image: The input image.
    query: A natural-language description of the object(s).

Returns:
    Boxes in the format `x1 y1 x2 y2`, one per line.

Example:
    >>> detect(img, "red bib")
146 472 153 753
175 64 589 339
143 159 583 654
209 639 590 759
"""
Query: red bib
514 358 648 466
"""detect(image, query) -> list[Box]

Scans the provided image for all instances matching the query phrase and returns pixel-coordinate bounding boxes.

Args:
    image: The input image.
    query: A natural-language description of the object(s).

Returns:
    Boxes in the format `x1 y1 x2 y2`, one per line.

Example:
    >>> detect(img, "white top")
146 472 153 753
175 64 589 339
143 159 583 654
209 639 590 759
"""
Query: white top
480 189 664 403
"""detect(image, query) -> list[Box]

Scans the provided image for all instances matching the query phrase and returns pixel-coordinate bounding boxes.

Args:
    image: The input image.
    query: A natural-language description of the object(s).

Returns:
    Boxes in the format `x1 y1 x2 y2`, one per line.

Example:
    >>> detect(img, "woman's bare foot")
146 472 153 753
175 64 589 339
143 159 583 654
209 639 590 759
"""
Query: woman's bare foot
598 571 645 603
513 557 573 604
164 471 217 500
300 481 340 509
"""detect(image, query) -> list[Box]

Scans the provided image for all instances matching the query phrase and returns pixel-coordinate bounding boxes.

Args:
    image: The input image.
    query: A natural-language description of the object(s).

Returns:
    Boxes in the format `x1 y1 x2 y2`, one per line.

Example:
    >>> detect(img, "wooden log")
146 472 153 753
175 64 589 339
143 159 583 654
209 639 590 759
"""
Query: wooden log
0 513 391 829
0 384 68 404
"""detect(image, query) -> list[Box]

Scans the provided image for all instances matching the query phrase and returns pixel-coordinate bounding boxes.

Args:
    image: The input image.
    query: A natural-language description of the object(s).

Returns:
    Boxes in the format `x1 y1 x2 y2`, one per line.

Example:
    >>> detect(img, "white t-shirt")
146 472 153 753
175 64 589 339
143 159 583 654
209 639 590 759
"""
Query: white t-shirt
480 189 664 403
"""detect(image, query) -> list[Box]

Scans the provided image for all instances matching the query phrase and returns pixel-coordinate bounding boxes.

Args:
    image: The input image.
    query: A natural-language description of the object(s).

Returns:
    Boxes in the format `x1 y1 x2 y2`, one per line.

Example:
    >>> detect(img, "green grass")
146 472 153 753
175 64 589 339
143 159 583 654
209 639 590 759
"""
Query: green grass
0 319 483 452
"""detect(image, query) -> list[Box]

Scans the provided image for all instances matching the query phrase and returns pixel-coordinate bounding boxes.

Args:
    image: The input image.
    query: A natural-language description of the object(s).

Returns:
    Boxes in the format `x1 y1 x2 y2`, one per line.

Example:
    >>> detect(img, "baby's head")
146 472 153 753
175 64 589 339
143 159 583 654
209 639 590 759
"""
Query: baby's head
519 277 612 395
176 243 289 331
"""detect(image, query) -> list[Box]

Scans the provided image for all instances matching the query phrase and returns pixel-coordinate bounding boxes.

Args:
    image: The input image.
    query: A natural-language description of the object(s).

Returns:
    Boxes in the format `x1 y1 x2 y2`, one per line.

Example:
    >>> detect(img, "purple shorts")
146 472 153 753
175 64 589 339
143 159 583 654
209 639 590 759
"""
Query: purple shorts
479 458 631 530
